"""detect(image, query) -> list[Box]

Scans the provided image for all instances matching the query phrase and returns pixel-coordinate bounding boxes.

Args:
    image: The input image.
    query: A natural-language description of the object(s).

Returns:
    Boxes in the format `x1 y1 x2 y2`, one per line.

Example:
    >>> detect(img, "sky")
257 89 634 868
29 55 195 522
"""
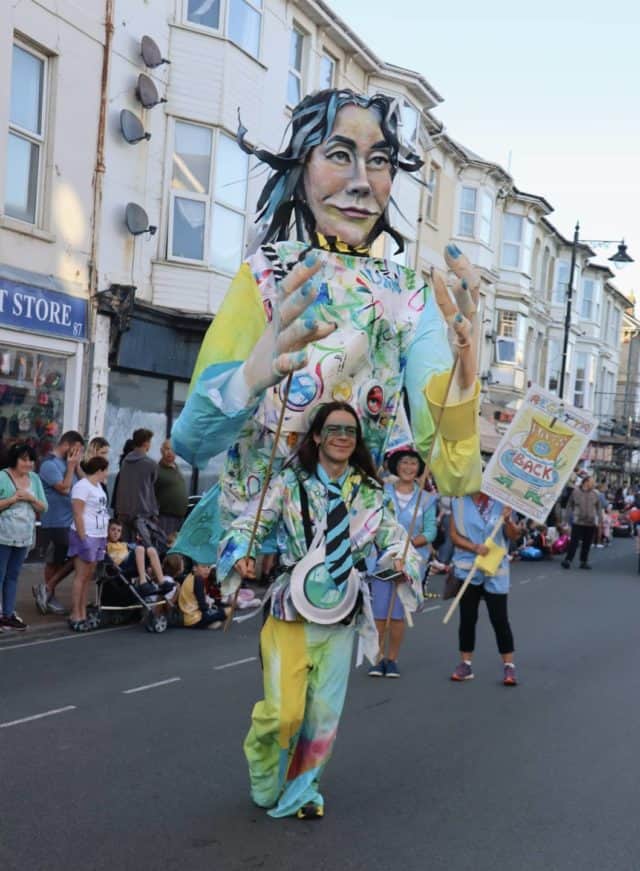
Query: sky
332 0 640 303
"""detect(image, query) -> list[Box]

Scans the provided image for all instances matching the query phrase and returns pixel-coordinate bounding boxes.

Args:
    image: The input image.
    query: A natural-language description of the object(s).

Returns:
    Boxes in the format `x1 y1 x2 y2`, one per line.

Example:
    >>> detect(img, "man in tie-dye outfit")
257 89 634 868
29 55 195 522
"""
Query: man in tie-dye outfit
218 402 423 819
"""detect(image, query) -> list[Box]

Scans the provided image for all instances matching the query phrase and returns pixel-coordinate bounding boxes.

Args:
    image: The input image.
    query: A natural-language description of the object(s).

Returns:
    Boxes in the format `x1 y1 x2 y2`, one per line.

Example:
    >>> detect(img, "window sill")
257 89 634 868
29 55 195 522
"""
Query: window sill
154 259 239 279
170 21 268 71
0 215 56 244
422 217 439 232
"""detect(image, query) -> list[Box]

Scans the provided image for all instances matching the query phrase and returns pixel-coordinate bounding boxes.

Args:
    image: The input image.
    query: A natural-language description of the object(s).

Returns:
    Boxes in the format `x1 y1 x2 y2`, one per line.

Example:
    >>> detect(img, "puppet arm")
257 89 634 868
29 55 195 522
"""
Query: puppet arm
404 290 482 497
172 255 334 467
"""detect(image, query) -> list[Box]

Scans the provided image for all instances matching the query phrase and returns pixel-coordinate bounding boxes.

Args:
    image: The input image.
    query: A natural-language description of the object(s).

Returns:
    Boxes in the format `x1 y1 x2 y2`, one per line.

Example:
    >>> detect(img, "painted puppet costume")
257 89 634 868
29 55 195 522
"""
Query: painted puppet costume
170 89 485 818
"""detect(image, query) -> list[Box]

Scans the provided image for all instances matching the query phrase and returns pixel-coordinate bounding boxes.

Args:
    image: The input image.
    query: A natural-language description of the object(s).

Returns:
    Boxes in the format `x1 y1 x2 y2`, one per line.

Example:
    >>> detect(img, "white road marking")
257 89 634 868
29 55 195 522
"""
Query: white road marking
0 624 132 653
214 656 257 671
521 579 532 584
122 677 181 695
0 705 76 730
422 605 442 613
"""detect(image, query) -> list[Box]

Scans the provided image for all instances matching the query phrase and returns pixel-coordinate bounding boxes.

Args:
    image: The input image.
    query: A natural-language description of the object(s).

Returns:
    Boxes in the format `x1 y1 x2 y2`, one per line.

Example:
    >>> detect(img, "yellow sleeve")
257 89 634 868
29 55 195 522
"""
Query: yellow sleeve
189 262 267 390
425 372 483 496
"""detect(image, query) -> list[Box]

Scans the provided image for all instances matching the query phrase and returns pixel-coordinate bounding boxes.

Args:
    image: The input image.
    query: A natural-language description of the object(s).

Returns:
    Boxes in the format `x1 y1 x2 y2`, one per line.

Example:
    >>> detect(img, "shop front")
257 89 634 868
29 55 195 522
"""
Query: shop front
100 298 214 495
0 269 87 459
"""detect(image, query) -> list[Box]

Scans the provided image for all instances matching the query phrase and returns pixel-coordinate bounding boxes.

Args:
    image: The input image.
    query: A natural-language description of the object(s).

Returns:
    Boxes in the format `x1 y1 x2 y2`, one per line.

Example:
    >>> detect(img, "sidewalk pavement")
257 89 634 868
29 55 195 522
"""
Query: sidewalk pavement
7 561 71 636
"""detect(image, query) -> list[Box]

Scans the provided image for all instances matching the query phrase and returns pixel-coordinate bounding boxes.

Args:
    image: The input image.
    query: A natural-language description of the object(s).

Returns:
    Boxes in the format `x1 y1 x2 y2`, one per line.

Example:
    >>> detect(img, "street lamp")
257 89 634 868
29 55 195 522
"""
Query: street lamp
558 222 634 399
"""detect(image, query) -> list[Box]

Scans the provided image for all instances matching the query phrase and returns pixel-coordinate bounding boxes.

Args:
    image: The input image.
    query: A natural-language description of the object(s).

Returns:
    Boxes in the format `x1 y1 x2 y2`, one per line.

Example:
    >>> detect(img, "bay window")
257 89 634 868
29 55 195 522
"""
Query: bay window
288 26 305 106
425 162 440 223
319 51 336 90
168 121 248 272
458 187 476 237
185 0 263 57
553 261 570 305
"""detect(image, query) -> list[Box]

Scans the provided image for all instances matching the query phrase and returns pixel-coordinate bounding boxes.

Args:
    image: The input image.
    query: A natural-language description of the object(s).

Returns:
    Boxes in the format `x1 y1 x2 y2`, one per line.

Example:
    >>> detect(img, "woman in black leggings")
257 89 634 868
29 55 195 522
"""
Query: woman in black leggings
448 493 521 686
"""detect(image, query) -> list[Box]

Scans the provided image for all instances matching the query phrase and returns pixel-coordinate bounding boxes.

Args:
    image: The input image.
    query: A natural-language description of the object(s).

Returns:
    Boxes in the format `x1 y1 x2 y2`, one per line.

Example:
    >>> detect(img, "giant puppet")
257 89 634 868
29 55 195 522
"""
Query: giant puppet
170 90 484 819
172 89 483 563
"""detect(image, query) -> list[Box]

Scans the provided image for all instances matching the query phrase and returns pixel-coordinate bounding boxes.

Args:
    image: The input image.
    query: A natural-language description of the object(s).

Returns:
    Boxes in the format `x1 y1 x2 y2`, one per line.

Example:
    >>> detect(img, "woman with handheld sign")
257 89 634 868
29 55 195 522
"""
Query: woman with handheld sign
368 447 437 678
217 402 423 820
448 493 521 685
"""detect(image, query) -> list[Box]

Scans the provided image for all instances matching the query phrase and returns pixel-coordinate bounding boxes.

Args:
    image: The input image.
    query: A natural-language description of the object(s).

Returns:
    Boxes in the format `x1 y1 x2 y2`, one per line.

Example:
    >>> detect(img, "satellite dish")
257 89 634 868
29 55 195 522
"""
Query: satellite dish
136 74 167 109
119 109 151 144
125 203 157 237
141 35 170 69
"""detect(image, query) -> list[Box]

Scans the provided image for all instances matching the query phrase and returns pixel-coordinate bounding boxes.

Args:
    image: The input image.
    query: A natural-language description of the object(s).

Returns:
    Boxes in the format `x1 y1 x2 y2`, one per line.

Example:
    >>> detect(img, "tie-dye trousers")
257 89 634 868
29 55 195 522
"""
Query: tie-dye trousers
244 615 355 818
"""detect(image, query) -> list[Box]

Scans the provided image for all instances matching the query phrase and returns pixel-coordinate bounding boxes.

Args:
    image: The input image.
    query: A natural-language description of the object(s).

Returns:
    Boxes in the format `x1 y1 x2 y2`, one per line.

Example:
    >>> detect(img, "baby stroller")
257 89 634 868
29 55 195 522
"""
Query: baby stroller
90 551 175 635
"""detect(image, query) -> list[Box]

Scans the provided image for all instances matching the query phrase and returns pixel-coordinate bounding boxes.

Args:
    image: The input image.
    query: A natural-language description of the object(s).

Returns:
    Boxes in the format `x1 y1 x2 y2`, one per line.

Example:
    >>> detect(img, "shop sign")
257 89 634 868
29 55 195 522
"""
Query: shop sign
0 280 87 340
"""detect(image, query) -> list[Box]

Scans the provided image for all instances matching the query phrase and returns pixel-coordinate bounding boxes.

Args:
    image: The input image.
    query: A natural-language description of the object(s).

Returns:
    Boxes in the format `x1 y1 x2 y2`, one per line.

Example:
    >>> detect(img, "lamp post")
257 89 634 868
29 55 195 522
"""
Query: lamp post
558 221 634 400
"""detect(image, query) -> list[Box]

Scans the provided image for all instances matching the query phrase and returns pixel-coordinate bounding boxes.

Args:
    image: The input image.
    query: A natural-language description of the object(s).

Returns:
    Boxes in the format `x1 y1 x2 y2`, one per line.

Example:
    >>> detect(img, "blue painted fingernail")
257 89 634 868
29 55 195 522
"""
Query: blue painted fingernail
447 244 462 258
301 282 313 297
461 279 468 290
304 316 316 330
455 313 463 323
305 252 317 267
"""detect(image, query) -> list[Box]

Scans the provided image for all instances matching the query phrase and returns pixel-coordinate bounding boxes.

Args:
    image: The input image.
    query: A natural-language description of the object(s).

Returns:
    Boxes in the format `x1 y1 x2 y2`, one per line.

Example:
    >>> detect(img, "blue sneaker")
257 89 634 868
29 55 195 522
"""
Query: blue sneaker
385 660 400 678
368 660 386 677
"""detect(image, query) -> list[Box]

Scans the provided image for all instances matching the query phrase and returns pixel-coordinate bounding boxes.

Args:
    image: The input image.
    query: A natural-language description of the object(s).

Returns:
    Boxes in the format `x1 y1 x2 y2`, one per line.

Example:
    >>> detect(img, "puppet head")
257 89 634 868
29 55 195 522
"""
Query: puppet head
238 89 423 251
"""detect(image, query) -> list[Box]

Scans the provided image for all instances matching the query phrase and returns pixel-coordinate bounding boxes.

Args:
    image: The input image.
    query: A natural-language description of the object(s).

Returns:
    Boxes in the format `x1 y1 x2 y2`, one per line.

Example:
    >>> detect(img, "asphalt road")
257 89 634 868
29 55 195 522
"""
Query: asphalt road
1 541 639 871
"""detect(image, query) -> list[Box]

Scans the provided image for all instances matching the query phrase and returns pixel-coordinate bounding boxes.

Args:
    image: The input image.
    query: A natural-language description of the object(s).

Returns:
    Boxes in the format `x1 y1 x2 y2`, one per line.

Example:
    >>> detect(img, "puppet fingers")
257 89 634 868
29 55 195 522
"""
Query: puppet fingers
277 315 336 354
450 278 477 320
278 254 323 303
444 243 480 304
432 269 457 324
272 350 309 379
451 312 472 347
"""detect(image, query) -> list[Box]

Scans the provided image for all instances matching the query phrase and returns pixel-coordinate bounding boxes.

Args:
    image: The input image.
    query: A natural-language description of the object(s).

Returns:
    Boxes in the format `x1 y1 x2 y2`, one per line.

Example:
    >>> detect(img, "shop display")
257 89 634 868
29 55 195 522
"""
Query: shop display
0 346 65 457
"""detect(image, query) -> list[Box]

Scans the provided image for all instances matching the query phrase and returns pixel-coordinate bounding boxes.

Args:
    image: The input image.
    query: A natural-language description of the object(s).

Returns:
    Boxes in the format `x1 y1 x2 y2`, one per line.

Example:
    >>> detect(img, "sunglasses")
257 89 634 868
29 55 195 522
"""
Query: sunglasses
322 424 358 438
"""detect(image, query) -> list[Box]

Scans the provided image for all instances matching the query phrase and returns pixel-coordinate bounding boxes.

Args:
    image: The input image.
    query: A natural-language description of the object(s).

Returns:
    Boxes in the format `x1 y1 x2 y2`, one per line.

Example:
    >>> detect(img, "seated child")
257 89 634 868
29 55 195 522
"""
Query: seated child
106 519 175 596
178 562 231 629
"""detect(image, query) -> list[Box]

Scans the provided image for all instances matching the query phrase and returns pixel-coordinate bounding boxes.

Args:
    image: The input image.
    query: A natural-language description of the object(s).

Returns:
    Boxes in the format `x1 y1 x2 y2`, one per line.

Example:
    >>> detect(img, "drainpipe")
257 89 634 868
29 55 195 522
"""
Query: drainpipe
84 0 114 436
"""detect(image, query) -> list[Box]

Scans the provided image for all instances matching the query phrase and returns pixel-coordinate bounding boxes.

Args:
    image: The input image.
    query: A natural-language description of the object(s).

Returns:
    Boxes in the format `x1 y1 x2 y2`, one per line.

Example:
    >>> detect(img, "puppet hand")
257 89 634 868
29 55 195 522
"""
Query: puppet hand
242 253 337 397
431 243 481 390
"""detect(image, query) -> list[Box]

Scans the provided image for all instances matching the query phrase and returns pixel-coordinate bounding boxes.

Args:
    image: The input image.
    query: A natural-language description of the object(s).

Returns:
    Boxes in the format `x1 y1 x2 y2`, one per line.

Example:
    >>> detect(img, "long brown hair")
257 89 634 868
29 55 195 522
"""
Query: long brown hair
295 402 381 486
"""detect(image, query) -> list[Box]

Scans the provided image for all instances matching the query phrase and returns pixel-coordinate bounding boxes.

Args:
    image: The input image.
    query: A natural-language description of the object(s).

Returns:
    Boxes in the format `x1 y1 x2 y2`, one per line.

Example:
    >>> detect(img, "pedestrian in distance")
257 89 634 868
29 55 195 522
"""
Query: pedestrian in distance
155 439 188 538
218 402 424 820
561 475 602 570
449 492 521 686
68 456 110 631
0 442 47 631
33 430 85 616
368 447 437 678
114 428 159 542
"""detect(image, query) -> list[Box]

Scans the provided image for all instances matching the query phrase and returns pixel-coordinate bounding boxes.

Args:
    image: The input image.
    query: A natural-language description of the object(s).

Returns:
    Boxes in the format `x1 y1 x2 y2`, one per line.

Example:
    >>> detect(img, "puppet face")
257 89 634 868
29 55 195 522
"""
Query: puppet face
303 105 393 247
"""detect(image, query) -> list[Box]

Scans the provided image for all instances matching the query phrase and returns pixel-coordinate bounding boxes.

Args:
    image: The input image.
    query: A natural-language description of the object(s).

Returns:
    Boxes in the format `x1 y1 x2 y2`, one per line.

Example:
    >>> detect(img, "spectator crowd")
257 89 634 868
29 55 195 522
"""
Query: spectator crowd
0 425 638 639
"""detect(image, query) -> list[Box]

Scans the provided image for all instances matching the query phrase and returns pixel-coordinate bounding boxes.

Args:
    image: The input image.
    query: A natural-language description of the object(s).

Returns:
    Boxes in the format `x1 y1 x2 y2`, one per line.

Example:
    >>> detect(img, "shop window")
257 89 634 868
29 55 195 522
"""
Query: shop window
104 371 169 494
0 347 66 458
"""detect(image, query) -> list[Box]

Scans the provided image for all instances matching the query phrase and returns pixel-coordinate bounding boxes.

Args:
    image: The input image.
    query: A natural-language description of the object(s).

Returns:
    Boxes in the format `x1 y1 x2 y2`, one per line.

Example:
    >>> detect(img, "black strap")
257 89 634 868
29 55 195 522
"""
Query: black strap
298 481 314 549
